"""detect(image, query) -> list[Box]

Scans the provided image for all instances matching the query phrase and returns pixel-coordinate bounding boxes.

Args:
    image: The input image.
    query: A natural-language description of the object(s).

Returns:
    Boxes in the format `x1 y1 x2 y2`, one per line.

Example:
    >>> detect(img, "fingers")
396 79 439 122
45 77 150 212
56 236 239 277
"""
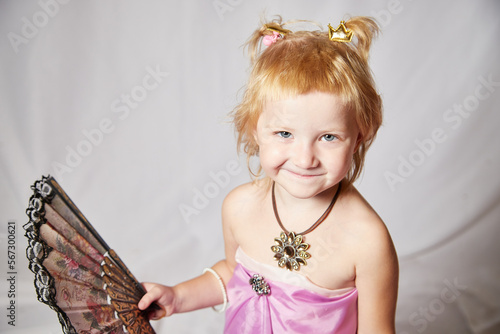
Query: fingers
138 283 169 320
138 285 159 310
138 295 166 320
149 309 167 320
141 282 157 291
138 295 152 311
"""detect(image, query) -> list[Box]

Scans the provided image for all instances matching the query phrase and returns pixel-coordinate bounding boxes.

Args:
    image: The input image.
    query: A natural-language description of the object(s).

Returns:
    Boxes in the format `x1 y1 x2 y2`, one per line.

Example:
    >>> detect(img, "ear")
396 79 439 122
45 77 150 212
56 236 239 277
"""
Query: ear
252 126 260 146
354 132 363 153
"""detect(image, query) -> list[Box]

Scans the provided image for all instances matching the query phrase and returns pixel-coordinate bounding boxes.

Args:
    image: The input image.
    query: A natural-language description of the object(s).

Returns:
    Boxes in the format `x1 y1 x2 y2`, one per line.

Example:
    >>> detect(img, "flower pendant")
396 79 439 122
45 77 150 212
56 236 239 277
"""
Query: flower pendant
271 231 311 271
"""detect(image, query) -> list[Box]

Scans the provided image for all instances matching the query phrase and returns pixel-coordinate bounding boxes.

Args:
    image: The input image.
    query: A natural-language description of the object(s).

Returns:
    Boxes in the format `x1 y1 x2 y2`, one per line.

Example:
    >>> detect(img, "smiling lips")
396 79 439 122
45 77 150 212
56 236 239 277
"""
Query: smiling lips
283 169 324 178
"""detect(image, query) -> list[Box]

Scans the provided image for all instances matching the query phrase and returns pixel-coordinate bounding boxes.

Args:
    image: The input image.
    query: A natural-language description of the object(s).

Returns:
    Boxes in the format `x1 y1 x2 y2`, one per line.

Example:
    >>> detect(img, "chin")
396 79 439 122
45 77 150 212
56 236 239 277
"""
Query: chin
277 181 328 199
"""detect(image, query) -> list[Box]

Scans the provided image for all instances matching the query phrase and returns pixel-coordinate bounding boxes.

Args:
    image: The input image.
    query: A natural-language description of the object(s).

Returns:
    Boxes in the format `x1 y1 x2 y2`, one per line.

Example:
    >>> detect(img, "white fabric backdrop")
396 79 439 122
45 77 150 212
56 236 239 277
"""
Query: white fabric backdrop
1 0 499 333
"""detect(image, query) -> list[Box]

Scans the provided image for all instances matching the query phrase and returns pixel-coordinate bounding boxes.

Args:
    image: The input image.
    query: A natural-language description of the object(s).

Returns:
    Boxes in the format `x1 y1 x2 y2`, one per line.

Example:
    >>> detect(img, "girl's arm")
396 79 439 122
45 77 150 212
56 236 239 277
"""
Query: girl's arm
138 187 241 319
138 259 234 319
355 219 399 333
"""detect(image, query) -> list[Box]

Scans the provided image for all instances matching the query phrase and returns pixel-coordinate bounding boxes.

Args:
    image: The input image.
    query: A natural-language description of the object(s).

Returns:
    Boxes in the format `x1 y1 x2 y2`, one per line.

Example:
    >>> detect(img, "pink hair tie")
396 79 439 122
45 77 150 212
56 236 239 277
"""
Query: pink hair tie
263 31 281 46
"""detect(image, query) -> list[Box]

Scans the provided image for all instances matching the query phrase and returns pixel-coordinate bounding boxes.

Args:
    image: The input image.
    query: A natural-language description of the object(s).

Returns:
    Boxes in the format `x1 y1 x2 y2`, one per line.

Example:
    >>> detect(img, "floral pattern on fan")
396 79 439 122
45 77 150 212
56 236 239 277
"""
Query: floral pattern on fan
24 176 156 334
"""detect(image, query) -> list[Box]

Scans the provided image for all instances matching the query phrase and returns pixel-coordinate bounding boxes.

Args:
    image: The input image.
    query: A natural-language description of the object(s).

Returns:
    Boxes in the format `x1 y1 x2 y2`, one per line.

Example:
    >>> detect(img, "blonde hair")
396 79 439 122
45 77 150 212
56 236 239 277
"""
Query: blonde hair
231 16 382 185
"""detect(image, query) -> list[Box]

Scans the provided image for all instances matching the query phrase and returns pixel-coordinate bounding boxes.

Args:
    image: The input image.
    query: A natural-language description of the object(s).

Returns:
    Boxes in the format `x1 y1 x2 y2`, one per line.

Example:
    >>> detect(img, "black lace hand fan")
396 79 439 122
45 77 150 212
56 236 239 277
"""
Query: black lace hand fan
24 176 157 334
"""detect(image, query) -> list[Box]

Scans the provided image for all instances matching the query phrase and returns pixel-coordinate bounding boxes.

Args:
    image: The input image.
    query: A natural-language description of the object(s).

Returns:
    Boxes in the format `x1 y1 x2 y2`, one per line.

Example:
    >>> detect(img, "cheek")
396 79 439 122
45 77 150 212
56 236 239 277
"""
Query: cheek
258 144 286 168
325 148 354 173
342 149 356 173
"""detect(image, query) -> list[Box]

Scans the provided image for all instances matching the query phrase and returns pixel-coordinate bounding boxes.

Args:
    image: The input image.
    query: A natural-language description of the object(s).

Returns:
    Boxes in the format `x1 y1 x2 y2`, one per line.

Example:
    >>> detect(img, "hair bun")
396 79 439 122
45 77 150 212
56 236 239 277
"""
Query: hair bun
342 17 380 62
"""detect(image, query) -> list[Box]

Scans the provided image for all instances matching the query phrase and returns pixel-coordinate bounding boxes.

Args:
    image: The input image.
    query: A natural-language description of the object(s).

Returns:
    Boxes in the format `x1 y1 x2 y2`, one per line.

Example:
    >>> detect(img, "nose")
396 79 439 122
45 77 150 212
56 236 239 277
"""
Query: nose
292 141 319 169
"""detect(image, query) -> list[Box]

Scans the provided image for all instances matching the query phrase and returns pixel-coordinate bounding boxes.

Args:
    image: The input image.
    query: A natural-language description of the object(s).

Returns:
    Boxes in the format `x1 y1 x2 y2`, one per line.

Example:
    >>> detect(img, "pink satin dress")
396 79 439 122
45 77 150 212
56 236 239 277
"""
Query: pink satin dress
224 247 358 333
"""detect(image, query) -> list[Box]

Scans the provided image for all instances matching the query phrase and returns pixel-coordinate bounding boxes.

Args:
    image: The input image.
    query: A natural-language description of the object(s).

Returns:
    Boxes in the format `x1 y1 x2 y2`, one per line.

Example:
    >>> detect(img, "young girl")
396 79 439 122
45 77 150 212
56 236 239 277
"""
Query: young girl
139 16 399 333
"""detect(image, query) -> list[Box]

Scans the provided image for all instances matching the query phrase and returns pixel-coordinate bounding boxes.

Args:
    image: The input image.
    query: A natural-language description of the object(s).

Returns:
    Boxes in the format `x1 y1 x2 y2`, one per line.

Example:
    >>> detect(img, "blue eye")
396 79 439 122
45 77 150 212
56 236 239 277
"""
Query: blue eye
322 134 337 142
277 131 292 138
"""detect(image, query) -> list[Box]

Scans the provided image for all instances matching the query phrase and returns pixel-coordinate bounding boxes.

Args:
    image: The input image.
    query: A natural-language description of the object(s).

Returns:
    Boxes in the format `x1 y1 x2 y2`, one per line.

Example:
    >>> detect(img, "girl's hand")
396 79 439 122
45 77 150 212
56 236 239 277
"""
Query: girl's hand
138 283 177 320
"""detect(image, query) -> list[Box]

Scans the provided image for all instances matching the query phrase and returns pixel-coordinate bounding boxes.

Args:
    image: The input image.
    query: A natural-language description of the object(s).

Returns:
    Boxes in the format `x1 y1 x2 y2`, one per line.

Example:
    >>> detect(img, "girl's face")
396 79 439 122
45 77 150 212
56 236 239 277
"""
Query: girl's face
254 91 361 200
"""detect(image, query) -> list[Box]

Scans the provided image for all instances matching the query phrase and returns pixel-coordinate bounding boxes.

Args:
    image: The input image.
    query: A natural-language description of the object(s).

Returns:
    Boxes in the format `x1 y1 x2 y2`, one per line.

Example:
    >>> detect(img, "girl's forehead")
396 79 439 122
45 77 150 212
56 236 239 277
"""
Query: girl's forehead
262 89 348 106
262 91 346 113
259 92 354 126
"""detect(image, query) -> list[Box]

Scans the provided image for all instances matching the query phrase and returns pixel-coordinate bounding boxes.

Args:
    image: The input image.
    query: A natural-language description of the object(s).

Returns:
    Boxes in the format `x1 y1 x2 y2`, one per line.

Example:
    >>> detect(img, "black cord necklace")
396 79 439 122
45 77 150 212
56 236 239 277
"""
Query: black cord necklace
270 181 342 271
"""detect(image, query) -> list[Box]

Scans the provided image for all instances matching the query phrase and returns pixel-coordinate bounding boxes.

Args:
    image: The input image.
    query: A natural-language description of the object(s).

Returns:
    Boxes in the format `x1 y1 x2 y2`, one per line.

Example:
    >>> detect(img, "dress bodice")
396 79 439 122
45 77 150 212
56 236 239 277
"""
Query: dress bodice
224 247 358 334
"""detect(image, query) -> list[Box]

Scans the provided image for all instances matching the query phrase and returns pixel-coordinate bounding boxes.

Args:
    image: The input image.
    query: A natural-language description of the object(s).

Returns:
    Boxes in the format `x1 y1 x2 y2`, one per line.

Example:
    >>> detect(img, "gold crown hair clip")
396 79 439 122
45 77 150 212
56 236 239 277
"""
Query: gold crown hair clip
328 21 353 42
263 24 291 36
262 24 291 46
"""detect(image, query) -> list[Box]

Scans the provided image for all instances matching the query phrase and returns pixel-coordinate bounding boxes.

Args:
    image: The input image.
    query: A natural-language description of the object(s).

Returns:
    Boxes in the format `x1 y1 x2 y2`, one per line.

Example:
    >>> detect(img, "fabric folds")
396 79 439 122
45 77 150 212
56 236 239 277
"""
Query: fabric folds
224 249 358 334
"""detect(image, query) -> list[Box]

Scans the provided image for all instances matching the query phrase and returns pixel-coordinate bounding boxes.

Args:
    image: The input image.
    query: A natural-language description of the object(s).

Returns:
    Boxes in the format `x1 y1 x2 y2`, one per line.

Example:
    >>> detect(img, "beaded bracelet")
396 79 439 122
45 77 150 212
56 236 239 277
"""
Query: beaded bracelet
203 268 228 313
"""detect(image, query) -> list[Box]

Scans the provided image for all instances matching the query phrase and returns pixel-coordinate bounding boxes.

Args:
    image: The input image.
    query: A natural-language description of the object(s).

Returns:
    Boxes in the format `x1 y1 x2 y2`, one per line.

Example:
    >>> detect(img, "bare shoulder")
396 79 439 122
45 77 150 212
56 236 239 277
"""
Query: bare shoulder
339 185 398 270
222 179 267 226
223 180 262 209
342 186 399 332
220 180 269 263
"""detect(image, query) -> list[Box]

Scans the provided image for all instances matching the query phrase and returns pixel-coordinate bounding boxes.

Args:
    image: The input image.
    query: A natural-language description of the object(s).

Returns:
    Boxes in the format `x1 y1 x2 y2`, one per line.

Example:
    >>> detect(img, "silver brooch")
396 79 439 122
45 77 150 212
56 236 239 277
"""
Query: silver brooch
249 274 271 296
